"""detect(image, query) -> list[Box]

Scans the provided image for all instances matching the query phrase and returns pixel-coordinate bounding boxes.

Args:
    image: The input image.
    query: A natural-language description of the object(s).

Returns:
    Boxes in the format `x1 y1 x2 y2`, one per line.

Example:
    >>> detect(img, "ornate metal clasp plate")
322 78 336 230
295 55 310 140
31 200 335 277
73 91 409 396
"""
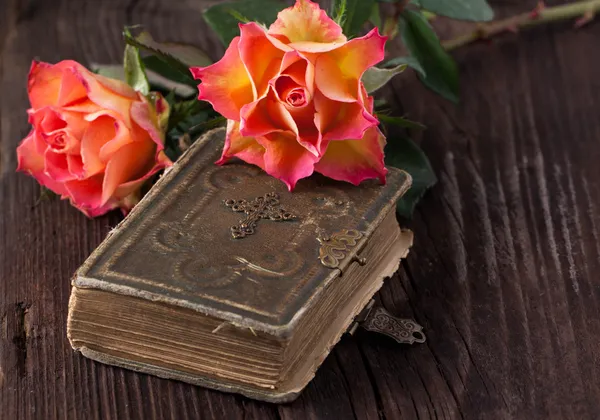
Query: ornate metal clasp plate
224 192 296 239
317 229 364 269
350 300 426 345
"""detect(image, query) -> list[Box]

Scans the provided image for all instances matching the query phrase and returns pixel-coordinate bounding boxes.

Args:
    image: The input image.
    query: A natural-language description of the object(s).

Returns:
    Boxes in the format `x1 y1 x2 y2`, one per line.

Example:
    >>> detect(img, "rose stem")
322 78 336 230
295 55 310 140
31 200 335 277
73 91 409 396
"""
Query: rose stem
442 0 600 51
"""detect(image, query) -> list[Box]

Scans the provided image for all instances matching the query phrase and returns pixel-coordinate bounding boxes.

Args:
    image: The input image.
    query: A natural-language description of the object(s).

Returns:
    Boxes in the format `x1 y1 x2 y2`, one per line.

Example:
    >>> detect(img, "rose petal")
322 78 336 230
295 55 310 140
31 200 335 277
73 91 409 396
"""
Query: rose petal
64 174 111 216
113 162 162 201
217 120 266 168
28 130 47 156
315 126 387 185
93 116 132 162
44 149 74 182
101 139 157 205
280 51 304 75
279 53 315 97
361 82 375 114
239 23 287 99
67 154 85 179
62 99 102 114
113 180 145 207
92 72 139 99
131 96 166 148
257 131 319 190
16 132 69 197
56 64 88 106
28 107 66 133
191 36 254 121
66 63 137 125
28 61 62 109
314 90 378 141
315 28 386 103
240 88 297 138
79 121 108 177
286 100 321 155
268 0 346 46
28 107 89 151
79 114 118 175
80 203 117 218
286 41 347 53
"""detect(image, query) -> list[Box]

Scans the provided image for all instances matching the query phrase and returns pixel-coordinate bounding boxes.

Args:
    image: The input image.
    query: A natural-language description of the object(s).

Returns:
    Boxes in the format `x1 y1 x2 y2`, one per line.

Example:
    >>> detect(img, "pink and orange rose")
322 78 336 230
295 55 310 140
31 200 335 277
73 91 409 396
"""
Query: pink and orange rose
192 0 388 190
17 60 172 217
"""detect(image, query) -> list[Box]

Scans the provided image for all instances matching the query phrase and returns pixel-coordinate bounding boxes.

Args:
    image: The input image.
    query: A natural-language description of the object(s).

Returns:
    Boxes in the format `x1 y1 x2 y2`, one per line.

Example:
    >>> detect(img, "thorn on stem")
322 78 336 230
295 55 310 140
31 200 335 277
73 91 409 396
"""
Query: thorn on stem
529 1 546 19
575 9 595 28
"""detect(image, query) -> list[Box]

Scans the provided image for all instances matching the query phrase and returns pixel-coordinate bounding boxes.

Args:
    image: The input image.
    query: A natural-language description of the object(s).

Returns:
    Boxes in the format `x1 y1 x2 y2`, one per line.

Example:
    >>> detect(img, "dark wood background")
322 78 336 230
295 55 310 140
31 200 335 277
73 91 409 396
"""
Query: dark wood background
2 0 600 418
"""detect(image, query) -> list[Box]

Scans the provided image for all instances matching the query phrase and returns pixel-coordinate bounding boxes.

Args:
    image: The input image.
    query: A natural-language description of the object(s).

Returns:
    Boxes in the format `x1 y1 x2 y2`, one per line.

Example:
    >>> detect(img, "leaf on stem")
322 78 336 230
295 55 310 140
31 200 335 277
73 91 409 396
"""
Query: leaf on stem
377 113 426 130
383 56 426 77
385 136 437 218
168 99 210 132
135 36 213 68
123 30 150 95
400 9 459 103
334 0 377 37
142 56 197 88
362 64 408 93
369 2 382 29
203 0 285 45
123 28 198 87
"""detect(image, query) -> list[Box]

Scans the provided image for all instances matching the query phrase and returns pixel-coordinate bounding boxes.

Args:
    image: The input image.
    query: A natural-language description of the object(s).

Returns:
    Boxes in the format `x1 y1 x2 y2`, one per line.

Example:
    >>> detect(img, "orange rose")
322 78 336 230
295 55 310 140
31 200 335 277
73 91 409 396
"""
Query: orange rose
191 0 387 190
17 60 172 217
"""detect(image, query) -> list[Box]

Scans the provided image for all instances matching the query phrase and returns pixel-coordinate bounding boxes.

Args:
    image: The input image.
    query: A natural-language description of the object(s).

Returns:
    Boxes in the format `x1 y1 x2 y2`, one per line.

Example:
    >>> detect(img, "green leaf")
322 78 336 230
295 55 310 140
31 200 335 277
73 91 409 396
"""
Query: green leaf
400 10 459 103
142 56 197 88
412 0 493 22
123 29 196 87
135 33 212 68
165 107 223 161
385 137 437 218
124 42 150 95
369 2 382 29
383 56 425 77
203 0 285 46
362 64 407 93
168 99 209 132
333 0 347 27
334 0 376 37
377 114 426 130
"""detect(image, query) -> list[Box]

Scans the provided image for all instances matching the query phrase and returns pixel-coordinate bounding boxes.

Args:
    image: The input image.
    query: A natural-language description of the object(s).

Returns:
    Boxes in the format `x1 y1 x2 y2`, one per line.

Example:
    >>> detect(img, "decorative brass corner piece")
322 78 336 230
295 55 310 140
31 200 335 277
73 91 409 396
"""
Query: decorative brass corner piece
224 192 296 239
317 229 364 269
350 300 426 345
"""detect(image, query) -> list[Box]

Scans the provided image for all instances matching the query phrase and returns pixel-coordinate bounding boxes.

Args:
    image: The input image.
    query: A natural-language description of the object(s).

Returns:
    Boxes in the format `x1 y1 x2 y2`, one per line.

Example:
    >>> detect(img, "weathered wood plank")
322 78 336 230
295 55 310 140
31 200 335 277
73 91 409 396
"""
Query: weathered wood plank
1 0 600 419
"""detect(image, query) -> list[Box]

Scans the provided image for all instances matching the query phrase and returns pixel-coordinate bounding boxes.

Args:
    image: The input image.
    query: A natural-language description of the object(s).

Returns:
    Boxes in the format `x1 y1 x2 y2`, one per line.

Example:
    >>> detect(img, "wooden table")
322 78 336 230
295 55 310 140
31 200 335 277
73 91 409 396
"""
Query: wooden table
2 0 599 418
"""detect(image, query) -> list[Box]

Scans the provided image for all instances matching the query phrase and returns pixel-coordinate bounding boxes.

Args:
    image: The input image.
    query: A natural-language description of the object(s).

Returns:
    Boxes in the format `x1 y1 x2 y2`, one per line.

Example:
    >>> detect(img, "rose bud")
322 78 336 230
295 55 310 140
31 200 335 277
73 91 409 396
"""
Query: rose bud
17 60 172 217
191 0 388 190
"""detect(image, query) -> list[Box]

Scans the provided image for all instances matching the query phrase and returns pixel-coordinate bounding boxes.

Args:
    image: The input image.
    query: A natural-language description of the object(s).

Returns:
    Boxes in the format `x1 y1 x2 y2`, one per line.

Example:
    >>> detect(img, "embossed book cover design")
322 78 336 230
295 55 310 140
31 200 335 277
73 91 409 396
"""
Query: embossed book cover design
68 128 413 402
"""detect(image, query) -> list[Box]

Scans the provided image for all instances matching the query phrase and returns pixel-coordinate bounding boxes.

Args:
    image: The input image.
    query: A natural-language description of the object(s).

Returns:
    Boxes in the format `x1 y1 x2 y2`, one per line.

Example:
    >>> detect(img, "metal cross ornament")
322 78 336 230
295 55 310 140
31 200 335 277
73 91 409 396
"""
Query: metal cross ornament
224 192 296 239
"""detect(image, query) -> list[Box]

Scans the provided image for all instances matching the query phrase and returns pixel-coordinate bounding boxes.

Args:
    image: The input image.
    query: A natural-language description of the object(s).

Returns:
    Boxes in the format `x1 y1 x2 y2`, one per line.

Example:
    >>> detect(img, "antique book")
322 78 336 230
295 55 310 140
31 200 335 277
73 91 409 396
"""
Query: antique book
67 127 414 403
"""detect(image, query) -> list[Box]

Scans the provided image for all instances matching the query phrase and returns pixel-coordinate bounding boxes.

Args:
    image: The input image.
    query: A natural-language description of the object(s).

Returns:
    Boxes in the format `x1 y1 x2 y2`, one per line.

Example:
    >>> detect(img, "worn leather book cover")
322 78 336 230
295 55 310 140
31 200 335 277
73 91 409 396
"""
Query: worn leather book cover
67 127 413 402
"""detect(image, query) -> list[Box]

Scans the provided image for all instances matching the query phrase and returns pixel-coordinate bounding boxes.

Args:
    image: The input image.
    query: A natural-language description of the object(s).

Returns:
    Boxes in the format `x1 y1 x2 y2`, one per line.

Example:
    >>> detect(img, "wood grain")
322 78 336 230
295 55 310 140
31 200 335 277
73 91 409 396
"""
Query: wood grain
1 0 599 418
